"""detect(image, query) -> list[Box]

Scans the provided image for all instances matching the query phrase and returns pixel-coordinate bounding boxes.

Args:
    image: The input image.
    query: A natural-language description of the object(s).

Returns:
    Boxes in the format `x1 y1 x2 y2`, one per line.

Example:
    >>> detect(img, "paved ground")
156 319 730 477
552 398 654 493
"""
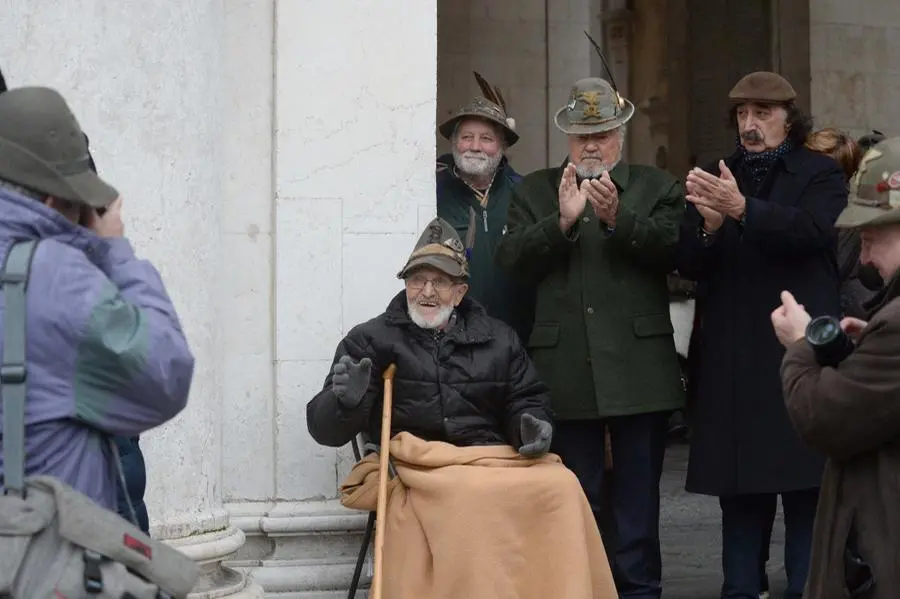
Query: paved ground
659 443 787 598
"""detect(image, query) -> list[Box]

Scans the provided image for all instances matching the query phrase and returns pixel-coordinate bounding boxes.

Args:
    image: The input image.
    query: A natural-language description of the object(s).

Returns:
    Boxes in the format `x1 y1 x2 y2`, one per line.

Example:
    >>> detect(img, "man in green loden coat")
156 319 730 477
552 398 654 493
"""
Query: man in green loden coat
496 77 685 599
436 75 534 343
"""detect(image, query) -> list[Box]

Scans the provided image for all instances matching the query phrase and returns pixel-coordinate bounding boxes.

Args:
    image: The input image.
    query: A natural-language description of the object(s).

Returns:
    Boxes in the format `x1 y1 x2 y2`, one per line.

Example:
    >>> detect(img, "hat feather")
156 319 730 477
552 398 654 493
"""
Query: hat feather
473 71 509 112
584 31 622 100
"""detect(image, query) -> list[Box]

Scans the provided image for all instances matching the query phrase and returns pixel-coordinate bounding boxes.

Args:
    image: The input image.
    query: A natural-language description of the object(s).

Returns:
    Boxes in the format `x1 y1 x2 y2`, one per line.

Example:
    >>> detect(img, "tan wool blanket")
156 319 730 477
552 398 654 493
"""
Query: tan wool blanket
340 432 617 599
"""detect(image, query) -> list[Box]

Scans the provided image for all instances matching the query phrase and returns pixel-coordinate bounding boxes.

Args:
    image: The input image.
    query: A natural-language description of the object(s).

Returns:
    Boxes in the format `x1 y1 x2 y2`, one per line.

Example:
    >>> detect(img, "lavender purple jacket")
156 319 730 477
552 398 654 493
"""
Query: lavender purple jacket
0 186 194 509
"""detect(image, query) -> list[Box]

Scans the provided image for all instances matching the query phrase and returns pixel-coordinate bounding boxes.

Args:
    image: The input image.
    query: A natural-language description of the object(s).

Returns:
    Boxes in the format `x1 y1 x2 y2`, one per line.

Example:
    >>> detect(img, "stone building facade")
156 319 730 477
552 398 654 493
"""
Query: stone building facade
438 0 900 177
2 0 899 597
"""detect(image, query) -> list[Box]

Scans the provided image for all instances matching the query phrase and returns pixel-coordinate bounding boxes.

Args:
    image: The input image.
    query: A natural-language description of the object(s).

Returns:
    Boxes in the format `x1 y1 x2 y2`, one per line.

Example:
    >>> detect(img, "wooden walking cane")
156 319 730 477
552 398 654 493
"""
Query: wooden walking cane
372 363 397 599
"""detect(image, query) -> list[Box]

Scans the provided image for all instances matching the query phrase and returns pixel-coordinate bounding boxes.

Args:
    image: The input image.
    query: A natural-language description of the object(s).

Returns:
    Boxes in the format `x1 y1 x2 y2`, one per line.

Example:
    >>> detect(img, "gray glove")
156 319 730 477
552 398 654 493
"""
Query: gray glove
331 355 372 410
518 413 552 458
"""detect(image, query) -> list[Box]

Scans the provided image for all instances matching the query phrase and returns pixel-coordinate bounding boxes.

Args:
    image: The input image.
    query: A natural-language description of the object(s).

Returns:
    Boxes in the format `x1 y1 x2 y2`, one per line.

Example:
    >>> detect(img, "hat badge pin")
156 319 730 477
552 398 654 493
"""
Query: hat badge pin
887 171 900 208
444 237 464 254
888 171 900 190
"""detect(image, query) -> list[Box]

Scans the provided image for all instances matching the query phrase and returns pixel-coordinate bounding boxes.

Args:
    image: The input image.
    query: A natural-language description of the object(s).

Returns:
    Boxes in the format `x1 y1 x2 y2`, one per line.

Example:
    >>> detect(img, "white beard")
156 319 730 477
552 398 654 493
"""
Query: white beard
408 301 454 329
575 158 620 179
453 149 503 178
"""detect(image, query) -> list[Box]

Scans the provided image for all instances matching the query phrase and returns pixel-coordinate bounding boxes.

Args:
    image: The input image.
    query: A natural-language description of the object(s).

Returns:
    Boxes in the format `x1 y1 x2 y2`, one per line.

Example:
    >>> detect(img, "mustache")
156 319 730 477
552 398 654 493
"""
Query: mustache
581 153 603 160
741 130 764 143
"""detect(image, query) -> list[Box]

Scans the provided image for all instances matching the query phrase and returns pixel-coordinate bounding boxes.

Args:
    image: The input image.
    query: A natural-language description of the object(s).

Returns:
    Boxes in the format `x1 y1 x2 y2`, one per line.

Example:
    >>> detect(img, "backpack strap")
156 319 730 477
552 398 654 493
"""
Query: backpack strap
1 240 39 497
0 241 142 528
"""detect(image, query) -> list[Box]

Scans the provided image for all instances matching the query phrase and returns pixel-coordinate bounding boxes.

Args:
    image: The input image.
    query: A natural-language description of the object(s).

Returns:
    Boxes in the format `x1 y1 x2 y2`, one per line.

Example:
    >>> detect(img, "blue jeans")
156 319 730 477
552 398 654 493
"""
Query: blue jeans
719 489 819 599
114 435 150 533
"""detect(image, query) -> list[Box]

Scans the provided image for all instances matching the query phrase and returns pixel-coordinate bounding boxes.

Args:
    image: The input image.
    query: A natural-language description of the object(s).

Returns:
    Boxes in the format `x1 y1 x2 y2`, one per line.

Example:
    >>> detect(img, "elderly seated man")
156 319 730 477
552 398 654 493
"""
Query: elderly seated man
306 217 616 599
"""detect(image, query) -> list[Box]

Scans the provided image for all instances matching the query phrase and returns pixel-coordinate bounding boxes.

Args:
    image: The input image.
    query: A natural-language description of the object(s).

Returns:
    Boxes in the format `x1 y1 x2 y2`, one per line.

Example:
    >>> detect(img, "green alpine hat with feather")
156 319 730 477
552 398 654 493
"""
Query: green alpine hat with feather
438 72 519 146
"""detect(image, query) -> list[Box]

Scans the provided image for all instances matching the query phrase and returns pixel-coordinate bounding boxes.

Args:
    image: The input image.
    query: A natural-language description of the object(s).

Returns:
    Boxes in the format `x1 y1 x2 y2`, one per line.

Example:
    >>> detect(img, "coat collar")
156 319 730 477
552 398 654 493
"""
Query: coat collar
864 268 900 318
383 290 493 344
724 144 808 176
0 186 104 255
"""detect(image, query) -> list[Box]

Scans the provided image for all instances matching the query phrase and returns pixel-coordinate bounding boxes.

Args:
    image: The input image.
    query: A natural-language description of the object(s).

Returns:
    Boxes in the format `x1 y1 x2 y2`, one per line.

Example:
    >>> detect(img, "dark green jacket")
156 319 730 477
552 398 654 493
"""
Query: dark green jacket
436 154 534 342
495 161 686 420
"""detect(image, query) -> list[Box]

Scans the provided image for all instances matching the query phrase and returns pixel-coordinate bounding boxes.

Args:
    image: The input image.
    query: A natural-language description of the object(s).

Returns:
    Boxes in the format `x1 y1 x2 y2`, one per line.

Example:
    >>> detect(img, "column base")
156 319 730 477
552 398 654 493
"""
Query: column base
159 509 266 598
226 499 370 598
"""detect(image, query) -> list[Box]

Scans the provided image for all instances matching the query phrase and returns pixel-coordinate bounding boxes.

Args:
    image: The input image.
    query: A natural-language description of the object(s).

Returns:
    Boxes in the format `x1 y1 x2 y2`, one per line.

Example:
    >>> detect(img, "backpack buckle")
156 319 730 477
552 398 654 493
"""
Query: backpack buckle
0 364 26 384
83 550 104 593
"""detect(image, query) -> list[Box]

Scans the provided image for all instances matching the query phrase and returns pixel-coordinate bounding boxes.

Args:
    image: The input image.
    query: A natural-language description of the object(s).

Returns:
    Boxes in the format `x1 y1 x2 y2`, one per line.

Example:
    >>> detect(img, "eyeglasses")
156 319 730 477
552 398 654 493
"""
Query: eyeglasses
405 273 455 292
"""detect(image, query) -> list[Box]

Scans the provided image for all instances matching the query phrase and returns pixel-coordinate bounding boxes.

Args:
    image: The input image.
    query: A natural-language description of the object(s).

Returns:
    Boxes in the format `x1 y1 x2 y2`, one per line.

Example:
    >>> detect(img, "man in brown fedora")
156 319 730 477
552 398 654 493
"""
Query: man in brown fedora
676 71 847 598
436 75 534 343
0 86 194 511
497 77 686 598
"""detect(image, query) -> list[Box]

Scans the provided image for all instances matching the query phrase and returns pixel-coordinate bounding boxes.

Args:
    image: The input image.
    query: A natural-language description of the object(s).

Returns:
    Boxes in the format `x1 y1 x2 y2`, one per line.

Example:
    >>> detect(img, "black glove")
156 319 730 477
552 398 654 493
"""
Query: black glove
331 355 372 410
518 413 552 458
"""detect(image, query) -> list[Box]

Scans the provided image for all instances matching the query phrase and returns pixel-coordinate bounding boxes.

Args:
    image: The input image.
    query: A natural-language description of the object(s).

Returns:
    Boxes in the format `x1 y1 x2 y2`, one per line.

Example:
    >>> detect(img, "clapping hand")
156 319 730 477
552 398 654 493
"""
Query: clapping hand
581 171 619 227
558 163 587 231
686 160 745 225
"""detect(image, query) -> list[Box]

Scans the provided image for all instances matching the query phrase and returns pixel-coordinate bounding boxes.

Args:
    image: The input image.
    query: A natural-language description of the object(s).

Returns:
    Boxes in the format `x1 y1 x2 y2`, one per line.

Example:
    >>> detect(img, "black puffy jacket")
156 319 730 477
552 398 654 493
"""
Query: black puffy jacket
306 291 553 449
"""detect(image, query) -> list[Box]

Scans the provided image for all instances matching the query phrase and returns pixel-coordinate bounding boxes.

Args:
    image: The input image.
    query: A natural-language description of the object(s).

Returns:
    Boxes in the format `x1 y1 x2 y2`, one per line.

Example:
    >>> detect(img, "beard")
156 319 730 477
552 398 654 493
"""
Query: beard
574 155 620 179
453 148 503 178
408 300 454 329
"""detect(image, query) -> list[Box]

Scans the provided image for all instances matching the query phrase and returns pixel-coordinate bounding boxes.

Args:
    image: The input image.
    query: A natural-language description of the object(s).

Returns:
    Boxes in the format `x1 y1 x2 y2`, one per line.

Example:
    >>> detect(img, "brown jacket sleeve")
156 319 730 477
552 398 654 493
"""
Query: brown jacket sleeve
781 309 900 462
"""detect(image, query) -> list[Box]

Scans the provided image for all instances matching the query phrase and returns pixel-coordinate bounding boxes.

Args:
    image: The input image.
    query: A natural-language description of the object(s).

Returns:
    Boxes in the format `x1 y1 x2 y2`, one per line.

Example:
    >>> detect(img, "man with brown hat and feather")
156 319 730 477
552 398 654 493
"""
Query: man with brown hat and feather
436 73 534 343
676 71 847 598
496 67 686 597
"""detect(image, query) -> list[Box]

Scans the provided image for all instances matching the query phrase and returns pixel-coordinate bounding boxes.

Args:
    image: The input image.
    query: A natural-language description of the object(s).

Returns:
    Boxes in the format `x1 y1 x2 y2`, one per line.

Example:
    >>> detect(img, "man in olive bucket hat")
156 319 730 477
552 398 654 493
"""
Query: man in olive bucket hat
675 71 847 599
497 76 686 598
436 73 534 344
771 136 900 599
0 86 194 512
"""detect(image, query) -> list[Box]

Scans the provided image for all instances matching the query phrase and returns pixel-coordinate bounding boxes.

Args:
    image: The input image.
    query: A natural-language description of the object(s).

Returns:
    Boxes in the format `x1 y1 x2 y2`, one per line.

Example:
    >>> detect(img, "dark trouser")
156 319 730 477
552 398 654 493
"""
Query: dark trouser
551 412 670 599
719 489 819 599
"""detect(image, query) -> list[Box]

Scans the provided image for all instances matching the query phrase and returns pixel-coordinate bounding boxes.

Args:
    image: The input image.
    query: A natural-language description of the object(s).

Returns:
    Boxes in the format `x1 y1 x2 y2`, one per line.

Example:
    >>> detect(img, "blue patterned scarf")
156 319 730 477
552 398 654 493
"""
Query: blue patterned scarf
738 137 793 188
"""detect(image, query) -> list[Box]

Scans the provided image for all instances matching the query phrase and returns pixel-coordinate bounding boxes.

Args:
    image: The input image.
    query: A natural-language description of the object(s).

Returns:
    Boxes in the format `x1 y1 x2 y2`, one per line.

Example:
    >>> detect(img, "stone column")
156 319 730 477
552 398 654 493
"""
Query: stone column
547 0 597 166
1 2 261 597
225 0 438 596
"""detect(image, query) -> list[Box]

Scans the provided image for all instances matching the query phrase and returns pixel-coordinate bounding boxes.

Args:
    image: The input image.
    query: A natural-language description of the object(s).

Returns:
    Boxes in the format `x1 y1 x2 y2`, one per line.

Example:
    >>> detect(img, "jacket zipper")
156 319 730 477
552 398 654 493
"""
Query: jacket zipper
482 208 488 233
432 331 447 436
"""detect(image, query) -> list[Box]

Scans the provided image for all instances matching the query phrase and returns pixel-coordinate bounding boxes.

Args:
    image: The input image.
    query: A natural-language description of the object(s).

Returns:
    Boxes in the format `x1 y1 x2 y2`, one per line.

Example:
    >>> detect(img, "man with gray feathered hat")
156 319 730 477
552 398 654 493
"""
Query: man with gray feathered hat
0 84 194 513
496 66 686 596
436 73 534 344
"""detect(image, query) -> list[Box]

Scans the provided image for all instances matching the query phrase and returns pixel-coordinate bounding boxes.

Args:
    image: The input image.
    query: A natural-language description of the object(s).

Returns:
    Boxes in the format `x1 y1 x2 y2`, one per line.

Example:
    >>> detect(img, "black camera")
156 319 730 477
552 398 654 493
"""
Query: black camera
805 315 855 367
